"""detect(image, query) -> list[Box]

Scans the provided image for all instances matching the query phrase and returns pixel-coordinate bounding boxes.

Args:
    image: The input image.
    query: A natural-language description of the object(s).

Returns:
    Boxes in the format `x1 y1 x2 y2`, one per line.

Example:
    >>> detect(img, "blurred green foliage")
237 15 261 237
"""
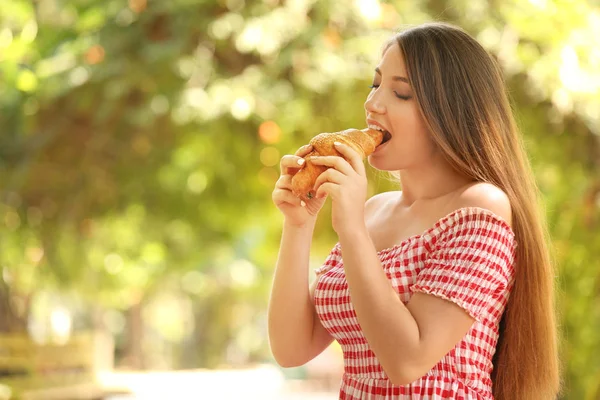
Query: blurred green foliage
0 0 599 398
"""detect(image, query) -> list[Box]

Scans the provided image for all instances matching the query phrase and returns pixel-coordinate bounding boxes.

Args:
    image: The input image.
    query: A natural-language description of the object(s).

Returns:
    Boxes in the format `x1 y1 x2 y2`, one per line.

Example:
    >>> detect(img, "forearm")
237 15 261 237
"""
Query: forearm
338 229 422 382
268 220 317 364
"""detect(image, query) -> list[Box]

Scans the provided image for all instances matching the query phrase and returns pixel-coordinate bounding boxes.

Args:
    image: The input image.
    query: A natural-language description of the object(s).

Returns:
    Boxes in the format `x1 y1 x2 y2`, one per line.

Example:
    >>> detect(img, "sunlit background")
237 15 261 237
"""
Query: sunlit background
0 0 599 399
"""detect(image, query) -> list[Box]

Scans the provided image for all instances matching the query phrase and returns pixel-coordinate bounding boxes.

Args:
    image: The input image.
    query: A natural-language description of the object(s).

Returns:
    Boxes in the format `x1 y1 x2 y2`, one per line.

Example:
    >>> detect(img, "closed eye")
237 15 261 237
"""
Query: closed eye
370 84 411 100
394 92 411 100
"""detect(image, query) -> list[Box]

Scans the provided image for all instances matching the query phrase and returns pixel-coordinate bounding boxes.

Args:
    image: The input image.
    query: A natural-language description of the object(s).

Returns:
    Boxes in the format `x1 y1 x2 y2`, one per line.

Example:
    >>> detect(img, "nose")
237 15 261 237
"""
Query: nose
364 91 385 115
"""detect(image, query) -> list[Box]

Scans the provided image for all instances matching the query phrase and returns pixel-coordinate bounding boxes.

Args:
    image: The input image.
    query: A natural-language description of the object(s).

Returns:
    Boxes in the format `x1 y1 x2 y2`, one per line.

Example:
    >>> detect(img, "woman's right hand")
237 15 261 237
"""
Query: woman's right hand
272 144 327 227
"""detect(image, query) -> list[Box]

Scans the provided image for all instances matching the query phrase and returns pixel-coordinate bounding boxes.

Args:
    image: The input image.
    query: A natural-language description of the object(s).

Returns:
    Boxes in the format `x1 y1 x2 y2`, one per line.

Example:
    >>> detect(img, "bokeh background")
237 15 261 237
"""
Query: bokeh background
1 0 599 399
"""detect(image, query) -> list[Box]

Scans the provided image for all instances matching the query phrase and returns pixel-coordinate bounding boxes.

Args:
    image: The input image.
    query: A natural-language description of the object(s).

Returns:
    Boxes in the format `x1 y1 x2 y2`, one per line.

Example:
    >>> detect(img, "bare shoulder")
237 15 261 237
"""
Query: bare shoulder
455 182 513 227
365 190 399 216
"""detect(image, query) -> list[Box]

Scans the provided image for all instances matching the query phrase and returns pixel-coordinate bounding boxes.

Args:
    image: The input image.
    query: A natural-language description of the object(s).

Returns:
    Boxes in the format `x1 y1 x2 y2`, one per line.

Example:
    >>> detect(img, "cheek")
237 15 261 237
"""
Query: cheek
392 106 422 130
387 129 433 165
392 111 430 147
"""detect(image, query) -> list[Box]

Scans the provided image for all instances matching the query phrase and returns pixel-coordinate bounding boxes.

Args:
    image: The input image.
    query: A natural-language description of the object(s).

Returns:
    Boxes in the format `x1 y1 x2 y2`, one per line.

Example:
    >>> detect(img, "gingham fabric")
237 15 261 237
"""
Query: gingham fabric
313 207 517 399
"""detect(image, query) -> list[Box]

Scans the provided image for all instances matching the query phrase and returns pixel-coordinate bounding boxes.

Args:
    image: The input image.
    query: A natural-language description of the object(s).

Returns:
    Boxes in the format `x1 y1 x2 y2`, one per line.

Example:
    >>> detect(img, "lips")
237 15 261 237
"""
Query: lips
367 119 392 146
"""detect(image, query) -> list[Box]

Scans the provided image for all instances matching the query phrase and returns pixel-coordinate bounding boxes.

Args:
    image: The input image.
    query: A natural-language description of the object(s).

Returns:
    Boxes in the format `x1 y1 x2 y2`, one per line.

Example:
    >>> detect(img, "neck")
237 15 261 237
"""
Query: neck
397 155 474 207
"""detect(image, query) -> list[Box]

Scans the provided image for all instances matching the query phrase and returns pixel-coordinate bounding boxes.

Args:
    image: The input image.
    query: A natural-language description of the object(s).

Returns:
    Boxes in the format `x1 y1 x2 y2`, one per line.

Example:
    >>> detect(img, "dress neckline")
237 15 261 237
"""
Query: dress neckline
342 206 517 256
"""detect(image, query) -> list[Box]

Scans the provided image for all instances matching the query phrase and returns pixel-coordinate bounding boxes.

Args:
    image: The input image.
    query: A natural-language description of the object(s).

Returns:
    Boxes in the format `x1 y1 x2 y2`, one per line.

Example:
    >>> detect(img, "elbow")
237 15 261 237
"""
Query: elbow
274 357 305 369
268 339 307 368
271 349 306 368
386 362 424 386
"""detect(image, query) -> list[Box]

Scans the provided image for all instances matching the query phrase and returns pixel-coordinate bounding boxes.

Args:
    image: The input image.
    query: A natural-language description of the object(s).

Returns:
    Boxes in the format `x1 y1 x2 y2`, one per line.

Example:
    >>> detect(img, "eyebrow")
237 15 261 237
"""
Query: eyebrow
375 67 409 84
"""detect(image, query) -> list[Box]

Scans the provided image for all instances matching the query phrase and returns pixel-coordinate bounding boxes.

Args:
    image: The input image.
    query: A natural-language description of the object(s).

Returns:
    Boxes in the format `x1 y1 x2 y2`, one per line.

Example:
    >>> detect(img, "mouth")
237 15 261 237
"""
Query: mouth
381 130 392 144
367 123 392 146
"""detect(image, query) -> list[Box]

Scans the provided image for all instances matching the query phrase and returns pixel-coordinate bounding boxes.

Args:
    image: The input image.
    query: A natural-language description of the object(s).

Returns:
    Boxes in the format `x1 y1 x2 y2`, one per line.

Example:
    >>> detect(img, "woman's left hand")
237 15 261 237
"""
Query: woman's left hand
311 142 368 236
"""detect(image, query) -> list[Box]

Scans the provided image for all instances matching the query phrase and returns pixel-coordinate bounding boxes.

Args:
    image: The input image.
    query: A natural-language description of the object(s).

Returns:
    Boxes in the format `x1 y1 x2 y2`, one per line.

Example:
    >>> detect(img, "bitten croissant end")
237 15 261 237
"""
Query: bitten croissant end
291 128 384 201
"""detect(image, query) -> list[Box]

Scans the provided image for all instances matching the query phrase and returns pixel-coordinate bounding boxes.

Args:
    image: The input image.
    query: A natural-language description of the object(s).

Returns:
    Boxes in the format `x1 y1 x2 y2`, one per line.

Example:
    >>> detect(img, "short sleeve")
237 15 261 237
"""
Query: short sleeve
410 208 517 322
314 243 342 275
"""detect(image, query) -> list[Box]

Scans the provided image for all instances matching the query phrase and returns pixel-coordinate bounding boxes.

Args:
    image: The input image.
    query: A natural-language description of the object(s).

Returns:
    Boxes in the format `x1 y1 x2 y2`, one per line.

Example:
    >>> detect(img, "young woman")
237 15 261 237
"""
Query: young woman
268 22 560 400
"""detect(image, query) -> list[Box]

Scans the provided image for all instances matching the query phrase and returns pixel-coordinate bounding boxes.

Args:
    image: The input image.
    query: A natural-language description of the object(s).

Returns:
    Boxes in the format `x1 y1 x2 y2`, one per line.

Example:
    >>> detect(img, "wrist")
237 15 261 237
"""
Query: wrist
283 218 317 232
338 225 371 247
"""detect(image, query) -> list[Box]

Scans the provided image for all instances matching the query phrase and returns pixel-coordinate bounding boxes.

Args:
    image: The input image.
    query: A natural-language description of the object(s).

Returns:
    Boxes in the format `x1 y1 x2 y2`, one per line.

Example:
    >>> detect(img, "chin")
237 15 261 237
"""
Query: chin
368 152 408 172
367 155 395 172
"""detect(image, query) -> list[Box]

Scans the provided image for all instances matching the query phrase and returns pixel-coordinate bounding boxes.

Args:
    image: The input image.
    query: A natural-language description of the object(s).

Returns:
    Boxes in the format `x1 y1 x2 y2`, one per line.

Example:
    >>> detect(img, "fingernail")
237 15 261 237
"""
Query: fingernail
334 141 341 146
300 201 306 207
297 158 305 165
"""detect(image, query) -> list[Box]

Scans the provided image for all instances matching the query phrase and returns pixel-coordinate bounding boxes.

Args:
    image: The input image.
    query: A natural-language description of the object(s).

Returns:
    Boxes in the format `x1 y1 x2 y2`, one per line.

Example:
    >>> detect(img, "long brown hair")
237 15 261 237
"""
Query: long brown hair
385 23 560 399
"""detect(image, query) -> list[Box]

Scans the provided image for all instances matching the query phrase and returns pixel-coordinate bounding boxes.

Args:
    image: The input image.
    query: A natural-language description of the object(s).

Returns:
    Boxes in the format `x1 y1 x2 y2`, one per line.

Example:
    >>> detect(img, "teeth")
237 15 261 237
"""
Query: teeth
368 124 385 132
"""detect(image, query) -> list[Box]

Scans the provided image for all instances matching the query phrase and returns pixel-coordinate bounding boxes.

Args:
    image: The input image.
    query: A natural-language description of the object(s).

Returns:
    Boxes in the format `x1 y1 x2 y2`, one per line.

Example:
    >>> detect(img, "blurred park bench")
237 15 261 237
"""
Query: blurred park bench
0 331 116 400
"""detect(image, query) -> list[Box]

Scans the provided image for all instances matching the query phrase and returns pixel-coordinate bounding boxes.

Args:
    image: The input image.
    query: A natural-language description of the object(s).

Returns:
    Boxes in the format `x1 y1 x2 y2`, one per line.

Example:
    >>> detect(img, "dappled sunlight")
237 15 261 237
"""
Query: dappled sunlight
0 0 598 398
356 0 382 23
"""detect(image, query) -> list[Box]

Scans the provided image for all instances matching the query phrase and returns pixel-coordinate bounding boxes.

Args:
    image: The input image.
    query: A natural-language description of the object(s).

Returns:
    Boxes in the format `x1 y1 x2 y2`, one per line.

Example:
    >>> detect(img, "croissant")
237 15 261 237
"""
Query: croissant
291 128 384 201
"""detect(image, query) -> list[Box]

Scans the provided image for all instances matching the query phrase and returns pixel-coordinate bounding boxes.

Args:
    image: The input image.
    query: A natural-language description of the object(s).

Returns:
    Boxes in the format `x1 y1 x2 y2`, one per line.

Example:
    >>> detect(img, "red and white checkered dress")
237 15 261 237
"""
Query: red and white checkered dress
313 207 517 399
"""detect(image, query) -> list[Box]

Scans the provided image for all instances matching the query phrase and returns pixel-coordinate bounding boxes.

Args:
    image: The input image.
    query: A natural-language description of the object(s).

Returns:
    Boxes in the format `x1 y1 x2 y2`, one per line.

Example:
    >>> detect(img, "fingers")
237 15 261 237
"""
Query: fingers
275 174 308 207
313 168 344 194
272 188 306 207
330 142 366 175
275 174 292 190
279 155 305 176
280 144 313 176
309 154 354 176
294 144 313 157
314 182 336 200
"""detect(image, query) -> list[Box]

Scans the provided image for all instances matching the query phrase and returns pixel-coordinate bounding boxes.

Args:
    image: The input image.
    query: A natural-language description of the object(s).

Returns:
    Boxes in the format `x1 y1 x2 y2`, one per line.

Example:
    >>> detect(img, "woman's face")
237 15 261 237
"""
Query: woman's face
365 43 436 171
